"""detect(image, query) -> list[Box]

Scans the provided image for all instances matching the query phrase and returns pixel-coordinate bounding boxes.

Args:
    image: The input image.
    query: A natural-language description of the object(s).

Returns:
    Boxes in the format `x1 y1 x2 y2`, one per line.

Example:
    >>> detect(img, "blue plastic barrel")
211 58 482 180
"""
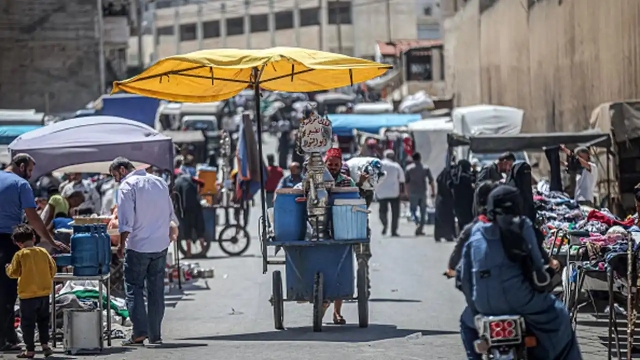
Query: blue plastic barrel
274 188 306 241
71 224 101 276
332 199 368 240
329 187 360 205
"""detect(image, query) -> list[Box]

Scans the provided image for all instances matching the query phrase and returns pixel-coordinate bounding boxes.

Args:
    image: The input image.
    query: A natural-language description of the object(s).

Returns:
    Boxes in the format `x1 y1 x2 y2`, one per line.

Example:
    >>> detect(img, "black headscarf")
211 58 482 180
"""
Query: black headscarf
452 159 472 185
487 185 551 290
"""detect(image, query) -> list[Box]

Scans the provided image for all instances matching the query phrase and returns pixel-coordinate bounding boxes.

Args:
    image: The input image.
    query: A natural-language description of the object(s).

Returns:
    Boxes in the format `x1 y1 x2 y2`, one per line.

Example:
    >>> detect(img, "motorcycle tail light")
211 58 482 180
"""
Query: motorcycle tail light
489 320 518 340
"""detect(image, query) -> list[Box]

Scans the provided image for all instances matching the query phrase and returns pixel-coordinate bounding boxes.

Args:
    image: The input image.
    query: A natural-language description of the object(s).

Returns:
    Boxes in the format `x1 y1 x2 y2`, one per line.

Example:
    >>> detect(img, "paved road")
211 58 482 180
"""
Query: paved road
35 137 616 360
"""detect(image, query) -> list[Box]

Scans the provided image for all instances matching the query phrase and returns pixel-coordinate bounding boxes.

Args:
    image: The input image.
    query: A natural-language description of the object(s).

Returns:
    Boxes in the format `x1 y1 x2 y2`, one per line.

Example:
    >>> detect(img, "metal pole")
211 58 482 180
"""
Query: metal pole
137 0 144 69
221 2 227 47
293 0 300 46
336 0 342 53
196 3 203 49
386 0 392 42
268 0 275 47
244 0 250 48
252 68 268 274
97 0 106 94
151 3 158 64
174 6 180 54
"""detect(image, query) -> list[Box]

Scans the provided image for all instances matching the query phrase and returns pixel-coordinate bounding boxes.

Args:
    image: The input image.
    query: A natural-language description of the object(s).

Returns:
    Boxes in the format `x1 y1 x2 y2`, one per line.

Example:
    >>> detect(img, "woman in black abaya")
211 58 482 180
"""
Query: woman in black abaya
434 166 457 242
450 160 475 232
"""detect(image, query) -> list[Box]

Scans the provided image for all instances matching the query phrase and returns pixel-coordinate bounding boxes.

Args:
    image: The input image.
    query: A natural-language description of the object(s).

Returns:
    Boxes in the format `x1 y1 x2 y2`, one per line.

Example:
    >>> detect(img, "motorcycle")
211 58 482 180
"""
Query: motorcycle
473 315 537 360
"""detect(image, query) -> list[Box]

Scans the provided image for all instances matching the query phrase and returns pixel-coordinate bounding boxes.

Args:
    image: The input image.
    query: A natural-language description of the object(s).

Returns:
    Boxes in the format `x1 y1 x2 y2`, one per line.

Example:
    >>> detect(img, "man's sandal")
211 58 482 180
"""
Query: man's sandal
17 351 35 359
333 315 346 325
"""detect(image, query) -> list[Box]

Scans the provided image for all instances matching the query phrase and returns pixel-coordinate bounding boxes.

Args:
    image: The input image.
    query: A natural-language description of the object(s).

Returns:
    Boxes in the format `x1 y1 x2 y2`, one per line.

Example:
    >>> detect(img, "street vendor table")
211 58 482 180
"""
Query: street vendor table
51 273 112 349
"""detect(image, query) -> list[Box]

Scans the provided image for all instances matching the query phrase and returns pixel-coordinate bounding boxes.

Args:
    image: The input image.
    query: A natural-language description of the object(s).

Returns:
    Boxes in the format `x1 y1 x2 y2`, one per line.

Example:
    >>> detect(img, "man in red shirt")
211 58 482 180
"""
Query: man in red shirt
265 154 284 208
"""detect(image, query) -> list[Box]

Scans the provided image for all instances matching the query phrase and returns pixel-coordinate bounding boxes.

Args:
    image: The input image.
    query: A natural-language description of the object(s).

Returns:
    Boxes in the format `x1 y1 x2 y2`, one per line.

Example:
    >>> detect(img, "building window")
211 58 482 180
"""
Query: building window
275 11 293 30
417 24 440 40
423 6 432 16
250 14 268 33
226 17 244 36
180 23 196 41
157 26 174 36
203 20 220 38
300 7 320 27
328 1 351 24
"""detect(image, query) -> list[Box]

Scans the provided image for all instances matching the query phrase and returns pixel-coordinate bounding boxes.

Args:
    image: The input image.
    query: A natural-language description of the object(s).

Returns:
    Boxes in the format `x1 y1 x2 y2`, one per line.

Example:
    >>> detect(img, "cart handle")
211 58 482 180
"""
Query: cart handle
352 206 371 214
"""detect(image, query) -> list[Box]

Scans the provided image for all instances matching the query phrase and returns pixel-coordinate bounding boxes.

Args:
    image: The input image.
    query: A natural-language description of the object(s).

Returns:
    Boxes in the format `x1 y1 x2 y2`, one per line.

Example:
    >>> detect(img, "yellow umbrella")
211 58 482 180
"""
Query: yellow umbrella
112 47 392 103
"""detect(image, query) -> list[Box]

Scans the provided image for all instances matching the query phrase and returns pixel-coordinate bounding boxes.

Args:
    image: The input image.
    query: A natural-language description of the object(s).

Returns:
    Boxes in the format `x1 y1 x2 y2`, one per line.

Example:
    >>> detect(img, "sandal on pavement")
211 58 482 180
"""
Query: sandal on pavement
121 337 146 347
17 351 35 359
333 315 347 325
43 347 54 357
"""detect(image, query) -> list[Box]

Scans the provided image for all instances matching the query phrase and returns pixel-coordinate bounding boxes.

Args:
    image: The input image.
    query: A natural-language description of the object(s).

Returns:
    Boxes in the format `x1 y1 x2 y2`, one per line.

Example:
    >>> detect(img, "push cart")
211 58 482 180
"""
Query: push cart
268 238 370 332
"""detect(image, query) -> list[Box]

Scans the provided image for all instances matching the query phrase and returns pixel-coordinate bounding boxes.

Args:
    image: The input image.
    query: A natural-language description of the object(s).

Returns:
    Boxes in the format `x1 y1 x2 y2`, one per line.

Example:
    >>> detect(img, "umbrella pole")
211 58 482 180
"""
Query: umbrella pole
252 68 269 274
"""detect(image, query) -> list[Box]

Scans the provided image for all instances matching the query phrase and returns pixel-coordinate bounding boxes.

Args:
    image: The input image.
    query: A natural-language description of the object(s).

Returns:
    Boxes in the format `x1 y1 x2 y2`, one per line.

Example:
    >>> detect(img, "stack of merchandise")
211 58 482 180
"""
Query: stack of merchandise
536 181 639 273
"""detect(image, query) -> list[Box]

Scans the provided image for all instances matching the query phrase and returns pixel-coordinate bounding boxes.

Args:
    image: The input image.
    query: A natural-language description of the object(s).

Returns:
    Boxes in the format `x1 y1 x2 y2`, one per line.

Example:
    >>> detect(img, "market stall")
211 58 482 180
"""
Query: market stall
111 47 391 332
8 116 176 353
446 131 640 358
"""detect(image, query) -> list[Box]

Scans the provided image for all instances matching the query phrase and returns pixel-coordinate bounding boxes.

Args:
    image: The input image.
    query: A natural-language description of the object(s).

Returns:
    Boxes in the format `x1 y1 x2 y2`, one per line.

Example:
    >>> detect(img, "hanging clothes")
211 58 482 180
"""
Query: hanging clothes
434 167 457 241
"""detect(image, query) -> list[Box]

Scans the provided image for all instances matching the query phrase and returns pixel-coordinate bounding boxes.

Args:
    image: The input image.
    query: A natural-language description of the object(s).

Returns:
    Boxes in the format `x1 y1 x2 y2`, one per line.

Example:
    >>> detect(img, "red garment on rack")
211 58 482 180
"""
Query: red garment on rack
586 209 635 227
403 137 414 156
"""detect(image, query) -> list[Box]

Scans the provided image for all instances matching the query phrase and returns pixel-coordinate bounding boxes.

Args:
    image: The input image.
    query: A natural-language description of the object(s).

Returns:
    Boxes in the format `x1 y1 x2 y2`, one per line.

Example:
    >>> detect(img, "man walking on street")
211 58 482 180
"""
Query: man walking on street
404 152 435 236
0 154 64 352
110 157 178 346
376 150 405 237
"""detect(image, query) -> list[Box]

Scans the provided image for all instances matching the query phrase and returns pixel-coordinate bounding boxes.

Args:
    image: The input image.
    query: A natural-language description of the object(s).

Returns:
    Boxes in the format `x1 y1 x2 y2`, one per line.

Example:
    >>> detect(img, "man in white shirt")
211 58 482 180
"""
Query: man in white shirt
375 150 405 236
110 157 178 346
61 173 101 215
561 145 598 206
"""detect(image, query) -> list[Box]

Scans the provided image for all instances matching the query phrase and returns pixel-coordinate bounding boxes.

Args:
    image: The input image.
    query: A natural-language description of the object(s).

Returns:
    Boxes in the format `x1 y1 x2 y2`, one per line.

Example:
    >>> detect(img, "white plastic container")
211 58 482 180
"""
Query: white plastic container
332 199 369 240
63 309 102 355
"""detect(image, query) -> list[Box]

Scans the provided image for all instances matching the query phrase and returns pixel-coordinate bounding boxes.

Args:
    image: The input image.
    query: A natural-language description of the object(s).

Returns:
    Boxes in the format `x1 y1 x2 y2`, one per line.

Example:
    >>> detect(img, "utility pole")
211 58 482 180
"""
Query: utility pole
293 0 300 46
244 0 250 48
97 0 106 93
174 5 180 54
196 3 203 49
386 0 392 42
221 2 227 47
151 2 158 64
336 0 342 54
137 0 144 69
268 0 275 47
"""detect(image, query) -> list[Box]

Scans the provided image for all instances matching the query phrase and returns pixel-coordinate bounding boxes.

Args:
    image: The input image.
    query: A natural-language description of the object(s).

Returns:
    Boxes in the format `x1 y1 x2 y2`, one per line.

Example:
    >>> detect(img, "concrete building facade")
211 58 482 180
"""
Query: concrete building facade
144 0 418 63
0 0 130 113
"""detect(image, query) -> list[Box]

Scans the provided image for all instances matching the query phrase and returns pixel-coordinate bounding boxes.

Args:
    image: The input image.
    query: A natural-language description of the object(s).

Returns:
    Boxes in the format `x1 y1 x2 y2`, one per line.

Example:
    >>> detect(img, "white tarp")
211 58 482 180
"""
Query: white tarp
409 117 453 178
452 105 524 161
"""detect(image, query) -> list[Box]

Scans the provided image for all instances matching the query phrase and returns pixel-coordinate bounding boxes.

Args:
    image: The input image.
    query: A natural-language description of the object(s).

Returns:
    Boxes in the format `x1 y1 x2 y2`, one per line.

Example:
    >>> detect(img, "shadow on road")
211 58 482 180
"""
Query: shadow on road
180 324 458 343
369 298 422 303
148 342 208 349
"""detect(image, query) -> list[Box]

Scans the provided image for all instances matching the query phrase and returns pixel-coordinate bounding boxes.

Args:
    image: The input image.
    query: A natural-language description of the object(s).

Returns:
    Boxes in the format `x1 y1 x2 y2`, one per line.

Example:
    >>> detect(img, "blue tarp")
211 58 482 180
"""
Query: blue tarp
328 114 422 136
0 125 41 145
94 94 160 128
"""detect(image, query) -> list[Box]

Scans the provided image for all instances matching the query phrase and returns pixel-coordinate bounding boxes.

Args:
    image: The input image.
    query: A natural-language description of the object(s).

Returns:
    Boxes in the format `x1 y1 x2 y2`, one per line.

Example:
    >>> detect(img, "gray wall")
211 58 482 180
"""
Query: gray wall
0 0 101 113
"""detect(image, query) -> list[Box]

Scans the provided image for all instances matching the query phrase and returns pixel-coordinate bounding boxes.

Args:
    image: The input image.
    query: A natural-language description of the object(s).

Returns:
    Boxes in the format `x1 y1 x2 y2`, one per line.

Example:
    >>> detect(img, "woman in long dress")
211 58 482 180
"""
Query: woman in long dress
434 167 456 242
450 160 475 232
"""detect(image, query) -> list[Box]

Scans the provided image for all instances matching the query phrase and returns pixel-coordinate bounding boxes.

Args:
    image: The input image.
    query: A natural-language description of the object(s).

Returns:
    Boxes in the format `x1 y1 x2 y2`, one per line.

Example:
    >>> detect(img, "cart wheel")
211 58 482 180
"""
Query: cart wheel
357 259 369 328
273 271 284 330
177 238 212 259
313 272 323 332
218 225 251 256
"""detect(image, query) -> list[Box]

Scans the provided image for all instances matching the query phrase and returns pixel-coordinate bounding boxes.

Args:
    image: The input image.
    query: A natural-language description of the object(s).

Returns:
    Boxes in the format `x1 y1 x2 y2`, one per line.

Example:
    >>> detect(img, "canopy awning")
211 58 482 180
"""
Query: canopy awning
447 131 612 153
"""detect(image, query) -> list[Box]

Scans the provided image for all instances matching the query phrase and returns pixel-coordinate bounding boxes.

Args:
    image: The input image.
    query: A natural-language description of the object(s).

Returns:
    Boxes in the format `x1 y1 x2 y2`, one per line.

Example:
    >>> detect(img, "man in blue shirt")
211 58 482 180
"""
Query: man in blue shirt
0 154 64 351
275 162 303 190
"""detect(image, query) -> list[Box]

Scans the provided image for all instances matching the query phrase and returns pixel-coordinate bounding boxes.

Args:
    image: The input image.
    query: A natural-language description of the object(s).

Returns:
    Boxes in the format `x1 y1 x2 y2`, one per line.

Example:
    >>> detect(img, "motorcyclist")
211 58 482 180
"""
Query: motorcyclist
457 185 581 359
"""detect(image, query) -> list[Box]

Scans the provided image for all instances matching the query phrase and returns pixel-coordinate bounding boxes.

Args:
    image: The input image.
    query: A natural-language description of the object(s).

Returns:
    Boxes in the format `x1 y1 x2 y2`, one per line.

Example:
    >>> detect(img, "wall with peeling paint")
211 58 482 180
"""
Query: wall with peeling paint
0 0 101 113
444 0 640 133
